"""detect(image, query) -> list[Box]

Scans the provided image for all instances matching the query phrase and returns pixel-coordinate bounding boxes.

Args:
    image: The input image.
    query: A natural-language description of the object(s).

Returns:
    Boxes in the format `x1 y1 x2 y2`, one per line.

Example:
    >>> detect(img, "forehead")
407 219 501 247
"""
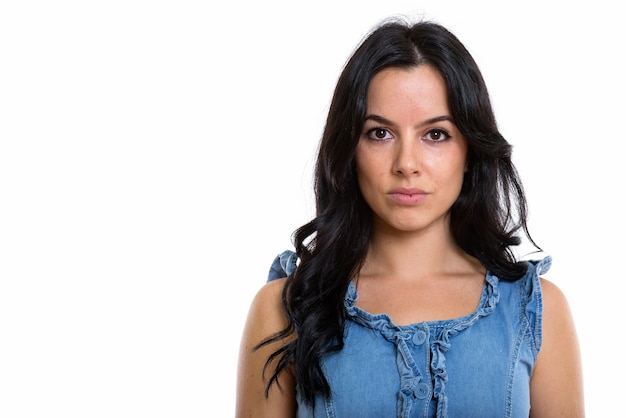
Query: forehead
366 65 449 115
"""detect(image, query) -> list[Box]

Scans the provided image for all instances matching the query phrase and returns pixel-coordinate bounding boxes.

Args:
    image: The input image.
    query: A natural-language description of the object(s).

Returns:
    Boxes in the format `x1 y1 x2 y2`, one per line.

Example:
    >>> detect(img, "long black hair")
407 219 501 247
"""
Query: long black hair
257 18 538 407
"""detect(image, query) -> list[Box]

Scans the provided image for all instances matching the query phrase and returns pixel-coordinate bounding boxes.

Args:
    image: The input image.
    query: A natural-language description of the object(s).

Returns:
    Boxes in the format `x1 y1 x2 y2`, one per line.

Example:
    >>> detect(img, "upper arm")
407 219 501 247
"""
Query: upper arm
236 278 296 418
529 278 585 417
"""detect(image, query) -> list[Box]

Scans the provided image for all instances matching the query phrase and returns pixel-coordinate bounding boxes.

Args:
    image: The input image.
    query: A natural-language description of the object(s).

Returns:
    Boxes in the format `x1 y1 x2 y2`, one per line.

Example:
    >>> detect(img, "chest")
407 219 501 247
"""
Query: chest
354 275 485 325
299 307 535 418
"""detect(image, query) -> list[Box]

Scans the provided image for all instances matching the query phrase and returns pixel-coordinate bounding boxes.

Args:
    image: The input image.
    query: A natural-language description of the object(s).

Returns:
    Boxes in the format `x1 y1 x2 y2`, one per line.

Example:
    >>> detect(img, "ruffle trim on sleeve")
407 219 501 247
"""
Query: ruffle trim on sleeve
524 255 552 359
267 249 298 282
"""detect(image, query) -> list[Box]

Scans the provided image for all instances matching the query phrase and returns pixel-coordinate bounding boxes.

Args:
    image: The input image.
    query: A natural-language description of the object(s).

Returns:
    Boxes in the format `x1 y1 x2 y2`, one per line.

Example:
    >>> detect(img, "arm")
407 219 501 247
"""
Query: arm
236 278 297 418
529 278 585 417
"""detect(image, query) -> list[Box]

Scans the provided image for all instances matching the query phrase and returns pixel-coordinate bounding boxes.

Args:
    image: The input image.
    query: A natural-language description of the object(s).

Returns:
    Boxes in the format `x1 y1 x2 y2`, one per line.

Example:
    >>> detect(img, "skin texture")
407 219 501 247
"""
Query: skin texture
356 65 468 238
235 65 584 417
236 278 296 418
353 66 487 324
530 279 585 417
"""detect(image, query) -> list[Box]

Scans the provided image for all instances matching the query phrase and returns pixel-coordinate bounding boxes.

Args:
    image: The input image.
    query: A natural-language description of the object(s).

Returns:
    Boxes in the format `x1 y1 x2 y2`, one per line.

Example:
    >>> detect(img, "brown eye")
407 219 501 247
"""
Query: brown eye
366 127 392 142
424 128 450 142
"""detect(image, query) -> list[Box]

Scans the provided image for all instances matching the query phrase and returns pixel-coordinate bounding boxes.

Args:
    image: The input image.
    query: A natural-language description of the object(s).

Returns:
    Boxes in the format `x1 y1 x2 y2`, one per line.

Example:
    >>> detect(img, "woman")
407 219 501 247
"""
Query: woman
236 19 584 417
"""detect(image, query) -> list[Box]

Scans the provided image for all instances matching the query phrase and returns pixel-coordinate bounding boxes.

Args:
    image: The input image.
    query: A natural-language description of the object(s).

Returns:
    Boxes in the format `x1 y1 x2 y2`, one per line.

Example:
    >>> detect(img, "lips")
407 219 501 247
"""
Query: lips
387 187 428 205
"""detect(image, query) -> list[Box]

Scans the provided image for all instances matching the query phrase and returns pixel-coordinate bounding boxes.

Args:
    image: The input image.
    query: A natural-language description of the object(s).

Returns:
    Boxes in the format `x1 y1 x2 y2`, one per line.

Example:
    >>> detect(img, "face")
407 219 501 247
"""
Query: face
355 65 468 235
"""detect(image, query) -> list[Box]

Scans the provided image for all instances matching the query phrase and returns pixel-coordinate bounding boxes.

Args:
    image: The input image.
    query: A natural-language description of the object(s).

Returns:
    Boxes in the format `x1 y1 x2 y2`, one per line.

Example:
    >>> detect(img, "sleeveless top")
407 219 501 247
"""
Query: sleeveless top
267 250 551 418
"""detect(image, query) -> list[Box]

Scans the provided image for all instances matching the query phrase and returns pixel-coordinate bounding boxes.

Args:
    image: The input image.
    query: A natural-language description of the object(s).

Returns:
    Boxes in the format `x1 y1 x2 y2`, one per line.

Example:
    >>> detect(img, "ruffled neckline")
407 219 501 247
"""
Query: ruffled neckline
343 272 501 417
344 271 501 331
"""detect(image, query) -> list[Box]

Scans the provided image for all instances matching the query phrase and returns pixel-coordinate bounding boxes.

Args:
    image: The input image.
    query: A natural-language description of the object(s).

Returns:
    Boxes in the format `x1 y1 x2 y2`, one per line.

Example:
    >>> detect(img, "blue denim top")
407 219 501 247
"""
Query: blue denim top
268 250 551 418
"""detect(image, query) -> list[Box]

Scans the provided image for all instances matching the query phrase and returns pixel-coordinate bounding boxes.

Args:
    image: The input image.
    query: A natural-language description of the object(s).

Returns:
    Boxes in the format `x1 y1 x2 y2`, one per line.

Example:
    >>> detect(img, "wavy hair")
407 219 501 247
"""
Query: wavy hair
256 18 539 407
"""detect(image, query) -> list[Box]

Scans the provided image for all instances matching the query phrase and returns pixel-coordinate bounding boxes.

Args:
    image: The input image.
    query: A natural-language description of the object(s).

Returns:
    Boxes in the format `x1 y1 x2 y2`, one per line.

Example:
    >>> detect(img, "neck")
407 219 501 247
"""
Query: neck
361 219 481 282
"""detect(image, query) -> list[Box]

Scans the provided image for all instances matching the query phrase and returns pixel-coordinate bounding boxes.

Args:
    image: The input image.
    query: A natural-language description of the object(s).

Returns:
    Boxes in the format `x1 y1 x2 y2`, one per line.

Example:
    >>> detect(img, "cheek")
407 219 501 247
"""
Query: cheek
356 144 389 174
354 145 368 171
425 150 467 188
356 166 373 193
356 157 385 189
355 149 377 181
441 143 467 174
355 158 383 201
450 154 469 192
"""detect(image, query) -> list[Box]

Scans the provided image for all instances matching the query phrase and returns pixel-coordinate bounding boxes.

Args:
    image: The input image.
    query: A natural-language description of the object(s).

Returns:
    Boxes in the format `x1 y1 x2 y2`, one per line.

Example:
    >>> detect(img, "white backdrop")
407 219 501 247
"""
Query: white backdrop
1 1 623 416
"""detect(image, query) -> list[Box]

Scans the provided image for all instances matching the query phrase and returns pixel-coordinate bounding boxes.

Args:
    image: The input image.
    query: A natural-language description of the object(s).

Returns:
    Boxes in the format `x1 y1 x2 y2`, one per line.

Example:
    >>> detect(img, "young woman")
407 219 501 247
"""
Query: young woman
236 19 584 417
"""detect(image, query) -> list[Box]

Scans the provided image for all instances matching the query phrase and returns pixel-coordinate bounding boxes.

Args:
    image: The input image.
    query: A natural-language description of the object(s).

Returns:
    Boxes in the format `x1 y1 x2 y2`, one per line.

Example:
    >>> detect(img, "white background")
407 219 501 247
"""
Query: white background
1 1 623 416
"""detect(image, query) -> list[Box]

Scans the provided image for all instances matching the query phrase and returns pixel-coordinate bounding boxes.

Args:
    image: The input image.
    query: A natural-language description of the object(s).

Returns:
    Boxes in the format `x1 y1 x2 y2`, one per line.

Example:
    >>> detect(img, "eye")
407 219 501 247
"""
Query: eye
424 128 451 142
366 127 393 142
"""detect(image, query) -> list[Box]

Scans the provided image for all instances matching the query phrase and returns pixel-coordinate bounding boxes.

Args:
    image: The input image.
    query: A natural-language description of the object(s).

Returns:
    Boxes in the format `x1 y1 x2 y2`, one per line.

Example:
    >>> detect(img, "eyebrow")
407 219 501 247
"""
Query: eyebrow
364 114 454 128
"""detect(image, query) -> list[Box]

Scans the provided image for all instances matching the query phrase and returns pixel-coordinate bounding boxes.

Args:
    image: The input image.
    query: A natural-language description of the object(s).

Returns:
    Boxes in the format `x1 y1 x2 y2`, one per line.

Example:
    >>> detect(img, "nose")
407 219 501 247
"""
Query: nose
393 138 420 175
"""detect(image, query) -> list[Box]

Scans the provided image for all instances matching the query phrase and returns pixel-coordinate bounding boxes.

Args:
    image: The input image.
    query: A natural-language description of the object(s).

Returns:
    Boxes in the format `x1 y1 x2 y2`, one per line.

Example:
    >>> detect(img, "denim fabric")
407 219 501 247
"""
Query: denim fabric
268 251 551 418
268 250 298 281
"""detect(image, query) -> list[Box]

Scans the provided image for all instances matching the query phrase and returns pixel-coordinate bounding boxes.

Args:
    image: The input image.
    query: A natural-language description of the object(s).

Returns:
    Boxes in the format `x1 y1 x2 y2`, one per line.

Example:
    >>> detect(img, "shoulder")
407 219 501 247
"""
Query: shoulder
240 277 290 358
248 277 289 331
538 277 578 344
236 277 296 417
538 277 570 317
529 277 585 416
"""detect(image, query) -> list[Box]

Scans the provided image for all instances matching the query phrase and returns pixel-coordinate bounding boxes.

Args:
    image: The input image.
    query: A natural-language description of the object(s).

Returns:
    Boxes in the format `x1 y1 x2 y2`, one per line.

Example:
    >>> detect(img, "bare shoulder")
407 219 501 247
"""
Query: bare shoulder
530 277 585 417
539 277 570 311
236 277 296 418
239 277 291 364
538 277 580 363
247 278 289 332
